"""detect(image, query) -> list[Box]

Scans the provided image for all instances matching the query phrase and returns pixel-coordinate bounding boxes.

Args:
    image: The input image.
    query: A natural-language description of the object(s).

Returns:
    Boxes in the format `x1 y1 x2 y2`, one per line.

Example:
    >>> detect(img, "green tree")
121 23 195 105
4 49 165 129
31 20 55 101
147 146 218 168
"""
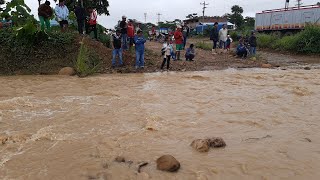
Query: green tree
2 0 34 25
228 5 244 29
244 16 255 28
54 0 109 15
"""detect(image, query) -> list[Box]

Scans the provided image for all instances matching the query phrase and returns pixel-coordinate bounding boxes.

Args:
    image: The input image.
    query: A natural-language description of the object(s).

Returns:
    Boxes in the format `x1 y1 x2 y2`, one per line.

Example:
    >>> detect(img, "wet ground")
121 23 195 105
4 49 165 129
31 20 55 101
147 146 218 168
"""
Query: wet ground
1 69 320 180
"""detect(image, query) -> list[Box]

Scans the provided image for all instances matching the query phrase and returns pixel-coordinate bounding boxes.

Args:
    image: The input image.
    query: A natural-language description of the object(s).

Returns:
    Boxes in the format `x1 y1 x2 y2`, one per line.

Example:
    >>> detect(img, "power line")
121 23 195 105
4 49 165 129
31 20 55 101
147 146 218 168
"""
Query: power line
200 1 209 23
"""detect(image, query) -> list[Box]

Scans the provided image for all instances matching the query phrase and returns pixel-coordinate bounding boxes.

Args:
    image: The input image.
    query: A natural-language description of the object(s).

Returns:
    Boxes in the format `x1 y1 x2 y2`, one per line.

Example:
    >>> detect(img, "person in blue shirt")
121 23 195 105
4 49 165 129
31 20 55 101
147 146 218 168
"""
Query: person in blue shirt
236 40 248 59
0 15 13 28
185 44 195 61
134 29 147 69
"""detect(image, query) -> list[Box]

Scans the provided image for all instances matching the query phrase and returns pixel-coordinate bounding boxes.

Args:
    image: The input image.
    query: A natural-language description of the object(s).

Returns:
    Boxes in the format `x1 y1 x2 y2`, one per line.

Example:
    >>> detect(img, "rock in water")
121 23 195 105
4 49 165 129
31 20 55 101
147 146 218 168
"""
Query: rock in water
115 156 125 163
58 67 76 76
208 137 226 148
261 64 272 68
191 139 210 152
304 67 311 70
156 155 180 172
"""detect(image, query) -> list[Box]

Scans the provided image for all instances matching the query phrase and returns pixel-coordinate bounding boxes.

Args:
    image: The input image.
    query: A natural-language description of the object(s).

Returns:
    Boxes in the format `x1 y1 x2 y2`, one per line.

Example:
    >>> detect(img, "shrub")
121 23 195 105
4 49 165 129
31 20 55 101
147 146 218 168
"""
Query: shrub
272 35 299 51
296 25 320 53
257 34 278 48
76 38 101 77
195 41 212 50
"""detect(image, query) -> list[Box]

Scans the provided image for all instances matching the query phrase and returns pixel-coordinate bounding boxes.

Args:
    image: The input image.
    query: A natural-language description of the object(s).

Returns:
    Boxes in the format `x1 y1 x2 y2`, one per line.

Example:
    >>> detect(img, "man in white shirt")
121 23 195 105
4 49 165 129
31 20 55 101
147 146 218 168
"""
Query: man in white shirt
55 0 69 32
219 24 228 50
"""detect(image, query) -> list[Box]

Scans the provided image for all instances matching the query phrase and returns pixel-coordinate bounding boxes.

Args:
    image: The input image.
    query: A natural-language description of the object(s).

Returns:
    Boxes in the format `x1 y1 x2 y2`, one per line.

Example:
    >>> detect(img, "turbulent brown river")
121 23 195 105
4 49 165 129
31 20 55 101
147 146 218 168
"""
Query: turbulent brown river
1 69 320 180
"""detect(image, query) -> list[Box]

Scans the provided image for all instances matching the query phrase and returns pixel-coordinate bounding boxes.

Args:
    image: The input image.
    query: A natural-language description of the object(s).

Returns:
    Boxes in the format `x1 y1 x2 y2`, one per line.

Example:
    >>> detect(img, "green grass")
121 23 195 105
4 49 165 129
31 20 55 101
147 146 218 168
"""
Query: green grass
195 41 212 51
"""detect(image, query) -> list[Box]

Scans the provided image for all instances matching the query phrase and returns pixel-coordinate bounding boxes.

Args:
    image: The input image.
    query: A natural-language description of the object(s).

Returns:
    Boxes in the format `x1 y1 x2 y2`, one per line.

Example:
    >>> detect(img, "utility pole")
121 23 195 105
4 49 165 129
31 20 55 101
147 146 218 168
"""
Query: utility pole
144 13 147 23
156 13 162 24
296 0 302 8
200 1 209 34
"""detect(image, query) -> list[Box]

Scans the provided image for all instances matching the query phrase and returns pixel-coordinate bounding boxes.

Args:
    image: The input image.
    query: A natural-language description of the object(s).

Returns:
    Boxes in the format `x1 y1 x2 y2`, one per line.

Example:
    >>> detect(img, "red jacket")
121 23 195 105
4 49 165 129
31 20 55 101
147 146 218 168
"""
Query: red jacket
127 25 135 38
174 31 183 44
88 10 97 25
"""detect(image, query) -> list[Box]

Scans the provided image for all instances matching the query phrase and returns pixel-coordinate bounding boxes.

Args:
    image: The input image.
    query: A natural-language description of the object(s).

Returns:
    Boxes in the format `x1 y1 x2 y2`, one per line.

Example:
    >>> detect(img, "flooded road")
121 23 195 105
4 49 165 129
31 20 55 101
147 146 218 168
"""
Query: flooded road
0 69 320 180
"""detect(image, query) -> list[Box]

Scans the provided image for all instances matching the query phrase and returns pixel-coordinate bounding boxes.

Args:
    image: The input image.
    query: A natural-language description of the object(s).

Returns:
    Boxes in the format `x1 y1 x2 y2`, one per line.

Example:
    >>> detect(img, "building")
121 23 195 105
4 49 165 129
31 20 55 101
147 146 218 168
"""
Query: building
184 16 228 29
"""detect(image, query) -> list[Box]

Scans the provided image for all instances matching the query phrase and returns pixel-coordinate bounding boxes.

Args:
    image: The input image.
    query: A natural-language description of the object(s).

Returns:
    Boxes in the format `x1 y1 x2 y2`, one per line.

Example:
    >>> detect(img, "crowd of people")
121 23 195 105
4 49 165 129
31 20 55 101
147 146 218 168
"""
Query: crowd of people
210 22 257 58
37 0 98 38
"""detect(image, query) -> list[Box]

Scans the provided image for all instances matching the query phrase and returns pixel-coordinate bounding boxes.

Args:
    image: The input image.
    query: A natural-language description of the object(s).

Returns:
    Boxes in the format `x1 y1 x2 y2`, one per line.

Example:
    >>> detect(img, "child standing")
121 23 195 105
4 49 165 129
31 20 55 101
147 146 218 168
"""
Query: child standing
111 29 123 68
161 37 174 70
134 29 147 69
185 44 195 61
225 35 233 51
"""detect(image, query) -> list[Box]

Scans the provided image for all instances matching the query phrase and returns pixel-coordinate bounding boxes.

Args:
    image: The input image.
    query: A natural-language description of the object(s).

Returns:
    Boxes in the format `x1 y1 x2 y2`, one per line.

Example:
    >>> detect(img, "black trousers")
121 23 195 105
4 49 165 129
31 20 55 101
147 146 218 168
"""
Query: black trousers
161 55 171 69
86 23 98 39
237 51 247 58
77 19 84 34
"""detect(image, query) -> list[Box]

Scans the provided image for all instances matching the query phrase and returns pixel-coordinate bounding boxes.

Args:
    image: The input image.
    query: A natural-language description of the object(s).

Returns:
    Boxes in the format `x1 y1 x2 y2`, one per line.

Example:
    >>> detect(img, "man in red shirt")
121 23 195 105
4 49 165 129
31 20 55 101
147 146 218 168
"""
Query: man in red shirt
127 20 135 50
174 25 184 60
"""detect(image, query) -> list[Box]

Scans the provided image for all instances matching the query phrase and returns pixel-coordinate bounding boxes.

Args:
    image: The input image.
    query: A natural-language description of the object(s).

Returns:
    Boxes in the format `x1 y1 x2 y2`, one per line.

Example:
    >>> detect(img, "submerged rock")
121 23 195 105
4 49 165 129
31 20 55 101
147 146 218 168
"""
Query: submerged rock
261 64 272 68
156 155 180 172
208 137 226 148
115 156 126 163
58 67 76 76
304 67 311 70
191 139 210 152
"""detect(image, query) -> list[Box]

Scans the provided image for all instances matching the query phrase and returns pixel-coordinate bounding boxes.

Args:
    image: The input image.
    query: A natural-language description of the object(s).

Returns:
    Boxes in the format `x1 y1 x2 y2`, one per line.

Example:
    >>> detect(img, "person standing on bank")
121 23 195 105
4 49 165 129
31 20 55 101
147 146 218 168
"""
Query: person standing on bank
38 1 53 31
134 29 147 69
182 23 190 49
120 16 128 50
174 25 184 60
249 31 257 57
219 24 228 50
86 7 98 39
111 29 124 68
161 37 174 70
74 2 85 34
127 20 135 50
55 0 69 32
210 22 219 55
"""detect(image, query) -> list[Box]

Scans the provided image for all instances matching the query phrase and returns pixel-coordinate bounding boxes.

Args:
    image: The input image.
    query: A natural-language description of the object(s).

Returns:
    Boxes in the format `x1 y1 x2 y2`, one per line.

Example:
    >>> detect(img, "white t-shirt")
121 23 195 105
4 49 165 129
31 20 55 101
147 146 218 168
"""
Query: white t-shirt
219 28 228 42
162 43 173 57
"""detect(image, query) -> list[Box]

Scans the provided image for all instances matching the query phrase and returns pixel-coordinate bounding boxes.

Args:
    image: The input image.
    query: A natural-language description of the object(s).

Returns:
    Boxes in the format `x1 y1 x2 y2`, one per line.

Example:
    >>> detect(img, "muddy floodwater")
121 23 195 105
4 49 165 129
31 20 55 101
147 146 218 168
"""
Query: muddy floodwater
0 69 320 180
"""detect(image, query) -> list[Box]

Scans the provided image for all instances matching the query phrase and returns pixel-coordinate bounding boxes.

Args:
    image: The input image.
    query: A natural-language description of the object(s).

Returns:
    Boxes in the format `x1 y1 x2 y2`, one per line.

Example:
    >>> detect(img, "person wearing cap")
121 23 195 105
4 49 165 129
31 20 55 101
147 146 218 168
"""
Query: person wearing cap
55 0 69 32
111 29 124 68
174 25 184 60
120 16 128 50
38 1 53 31
134 29 147 69
210 22 219 54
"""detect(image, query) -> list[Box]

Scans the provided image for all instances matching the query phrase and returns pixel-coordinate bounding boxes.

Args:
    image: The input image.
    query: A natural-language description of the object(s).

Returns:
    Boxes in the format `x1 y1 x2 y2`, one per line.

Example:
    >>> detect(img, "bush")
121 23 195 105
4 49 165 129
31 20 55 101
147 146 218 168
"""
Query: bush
195 41 212 50
76 38 101 77
296 25 320 53
272 35 299 51
257 34 278 48
257 25 320 54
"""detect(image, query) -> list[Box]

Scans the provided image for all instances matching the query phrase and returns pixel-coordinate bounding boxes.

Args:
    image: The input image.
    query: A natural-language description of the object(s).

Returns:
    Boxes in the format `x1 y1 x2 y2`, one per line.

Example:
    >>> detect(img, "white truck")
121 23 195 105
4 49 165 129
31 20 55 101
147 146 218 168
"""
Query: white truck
255 4 320 35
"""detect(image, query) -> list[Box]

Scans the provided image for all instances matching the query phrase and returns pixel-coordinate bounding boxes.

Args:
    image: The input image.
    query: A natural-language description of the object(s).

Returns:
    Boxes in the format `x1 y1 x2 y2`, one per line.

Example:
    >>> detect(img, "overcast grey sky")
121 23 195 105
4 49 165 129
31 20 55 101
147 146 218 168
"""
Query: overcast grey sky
25 0 317 28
